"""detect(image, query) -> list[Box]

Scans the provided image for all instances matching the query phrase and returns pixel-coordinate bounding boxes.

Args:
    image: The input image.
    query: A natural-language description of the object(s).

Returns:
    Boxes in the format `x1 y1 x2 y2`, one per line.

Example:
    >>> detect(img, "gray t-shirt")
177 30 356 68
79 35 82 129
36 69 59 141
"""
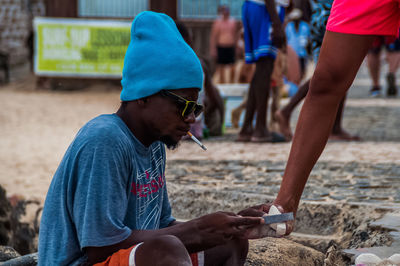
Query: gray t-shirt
38 114 175 265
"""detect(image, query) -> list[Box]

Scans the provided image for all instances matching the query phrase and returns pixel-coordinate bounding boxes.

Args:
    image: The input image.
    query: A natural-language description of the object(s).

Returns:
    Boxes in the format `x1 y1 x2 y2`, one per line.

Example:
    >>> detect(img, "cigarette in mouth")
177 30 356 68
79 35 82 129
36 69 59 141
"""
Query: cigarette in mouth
187 132 207 151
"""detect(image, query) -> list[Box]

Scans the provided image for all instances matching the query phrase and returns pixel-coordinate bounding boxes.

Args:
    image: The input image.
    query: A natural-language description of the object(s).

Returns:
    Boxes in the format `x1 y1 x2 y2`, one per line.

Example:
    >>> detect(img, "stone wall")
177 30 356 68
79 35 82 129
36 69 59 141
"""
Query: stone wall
0 185 41 255
0 0 45 66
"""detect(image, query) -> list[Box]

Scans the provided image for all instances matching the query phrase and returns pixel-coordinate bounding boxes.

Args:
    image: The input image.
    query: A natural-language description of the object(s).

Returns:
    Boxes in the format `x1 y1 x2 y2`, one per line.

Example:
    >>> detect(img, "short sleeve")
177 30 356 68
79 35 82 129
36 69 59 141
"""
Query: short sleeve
159 185 175 228
158 144 175 228
70 132 133 249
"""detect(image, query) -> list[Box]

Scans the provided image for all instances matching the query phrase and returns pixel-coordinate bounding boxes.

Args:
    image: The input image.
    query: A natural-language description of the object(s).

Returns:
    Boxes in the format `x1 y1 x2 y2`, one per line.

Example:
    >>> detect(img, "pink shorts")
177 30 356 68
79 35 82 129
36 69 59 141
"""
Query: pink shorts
327 0 400 38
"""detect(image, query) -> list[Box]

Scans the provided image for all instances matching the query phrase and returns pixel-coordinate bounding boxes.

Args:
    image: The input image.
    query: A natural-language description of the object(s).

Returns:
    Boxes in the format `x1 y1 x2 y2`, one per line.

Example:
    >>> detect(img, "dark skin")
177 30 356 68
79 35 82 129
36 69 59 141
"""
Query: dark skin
85 88 264 265
247 32 376 236
238 0 286 142
176 22 225 134
202 58 225 130
275 79 361 141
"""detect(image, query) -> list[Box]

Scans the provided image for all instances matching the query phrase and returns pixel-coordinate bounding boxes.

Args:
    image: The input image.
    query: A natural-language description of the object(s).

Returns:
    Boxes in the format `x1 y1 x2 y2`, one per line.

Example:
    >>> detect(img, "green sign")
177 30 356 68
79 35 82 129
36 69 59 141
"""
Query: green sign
34 17 131 77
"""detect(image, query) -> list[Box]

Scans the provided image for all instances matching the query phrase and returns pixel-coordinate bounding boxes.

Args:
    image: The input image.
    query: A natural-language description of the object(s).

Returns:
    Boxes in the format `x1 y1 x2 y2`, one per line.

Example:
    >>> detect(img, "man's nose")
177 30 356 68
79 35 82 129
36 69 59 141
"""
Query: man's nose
184 112 196 123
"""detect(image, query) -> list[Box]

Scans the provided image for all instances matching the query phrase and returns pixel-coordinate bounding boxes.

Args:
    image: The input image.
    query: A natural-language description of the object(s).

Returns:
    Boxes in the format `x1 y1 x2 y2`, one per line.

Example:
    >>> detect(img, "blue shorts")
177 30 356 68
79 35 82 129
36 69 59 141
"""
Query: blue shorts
242 0 285 63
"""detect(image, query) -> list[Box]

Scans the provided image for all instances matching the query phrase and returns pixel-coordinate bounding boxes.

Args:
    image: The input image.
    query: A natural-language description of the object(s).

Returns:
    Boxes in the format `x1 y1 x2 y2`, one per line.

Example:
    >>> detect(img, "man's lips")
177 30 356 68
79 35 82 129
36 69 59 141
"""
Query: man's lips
176 127 190 137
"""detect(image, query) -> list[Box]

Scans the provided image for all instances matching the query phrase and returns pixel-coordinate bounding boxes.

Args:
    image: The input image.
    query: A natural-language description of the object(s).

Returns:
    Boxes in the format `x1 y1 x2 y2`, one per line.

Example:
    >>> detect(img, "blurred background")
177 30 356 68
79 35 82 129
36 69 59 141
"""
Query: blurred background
0 0 244 84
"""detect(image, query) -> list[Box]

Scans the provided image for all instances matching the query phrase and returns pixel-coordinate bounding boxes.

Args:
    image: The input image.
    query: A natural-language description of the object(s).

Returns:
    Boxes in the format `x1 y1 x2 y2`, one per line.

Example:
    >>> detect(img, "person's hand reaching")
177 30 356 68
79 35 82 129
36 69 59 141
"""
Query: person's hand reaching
238 203 294 238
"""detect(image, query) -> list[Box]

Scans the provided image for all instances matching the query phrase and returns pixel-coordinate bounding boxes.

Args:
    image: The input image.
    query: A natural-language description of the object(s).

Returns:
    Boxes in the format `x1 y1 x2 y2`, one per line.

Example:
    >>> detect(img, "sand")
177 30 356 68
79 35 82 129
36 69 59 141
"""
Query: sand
1 77 400 206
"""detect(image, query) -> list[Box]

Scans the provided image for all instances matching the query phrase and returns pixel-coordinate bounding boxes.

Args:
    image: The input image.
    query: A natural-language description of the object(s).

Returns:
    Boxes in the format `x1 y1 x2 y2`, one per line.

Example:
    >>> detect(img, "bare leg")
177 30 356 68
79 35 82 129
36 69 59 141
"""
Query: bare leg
275 79 310 140
276 79 359 141
330 97 361 141
229 64 236 83
275 32 375 213
252 57 275 140
231 99 247 128
219 65 226 84
237 57 274 141
386 51 400 73
367 51 382 96
205 238 248 266
269 85 280 132
386 51 400 96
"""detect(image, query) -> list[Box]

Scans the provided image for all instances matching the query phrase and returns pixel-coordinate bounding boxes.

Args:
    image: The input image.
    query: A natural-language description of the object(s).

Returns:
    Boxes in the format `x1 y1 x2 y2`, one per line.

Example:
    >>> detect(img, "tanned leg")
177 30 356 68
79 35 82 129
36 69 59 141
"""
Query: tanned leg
237 65 261 141
251 57 275 140
386 51 400 96
219 65 226 84
367 51 381 87
231 100 247 129
275 32 375 214
330 97 361 141
229 64 236 83
238 57 274 141
275 79 310 140
367 51 382 96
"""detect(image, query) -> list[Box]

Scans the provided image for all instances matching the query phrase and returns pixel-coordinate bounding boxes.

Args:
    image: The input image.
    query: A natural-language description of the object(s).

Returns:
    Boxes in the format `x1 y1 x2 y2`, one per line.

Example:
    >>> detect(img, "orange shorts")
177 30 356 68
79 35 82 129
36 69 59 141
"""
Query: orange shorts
326 0 400 38
94 243 204 266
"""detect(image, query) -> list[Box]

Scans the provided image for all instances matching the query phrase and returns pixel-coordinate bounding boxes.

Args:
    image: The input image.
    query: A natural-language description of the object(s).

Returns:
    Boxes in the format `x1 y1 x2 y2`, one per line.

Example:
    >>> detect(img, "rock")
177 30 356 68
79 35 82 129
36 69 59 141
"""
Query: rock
1 252 38 266
0 246 20 262
246 238 325 266
0 185 41 255
0 186 12 246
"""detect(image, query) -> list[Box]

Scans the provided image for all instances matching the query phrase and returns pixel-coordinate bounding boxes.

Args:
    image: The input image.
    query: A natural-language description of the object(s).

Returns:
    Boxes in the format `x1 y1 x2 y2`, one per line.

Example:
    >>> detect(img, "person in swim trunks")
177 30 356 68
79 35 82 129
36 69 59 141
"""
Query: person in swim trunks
210 5 239 83
38 11 268 266
237 0 288 143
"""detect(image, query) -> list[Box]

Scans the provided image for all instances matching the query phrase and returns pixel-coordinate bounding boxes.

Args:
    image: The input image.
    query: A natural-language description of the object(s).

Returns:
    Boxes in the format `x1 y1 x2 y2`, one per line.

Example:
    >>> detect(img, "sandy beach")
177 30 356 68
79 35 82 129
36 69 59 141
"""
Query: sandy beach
1 76 400 205
1 70 400 264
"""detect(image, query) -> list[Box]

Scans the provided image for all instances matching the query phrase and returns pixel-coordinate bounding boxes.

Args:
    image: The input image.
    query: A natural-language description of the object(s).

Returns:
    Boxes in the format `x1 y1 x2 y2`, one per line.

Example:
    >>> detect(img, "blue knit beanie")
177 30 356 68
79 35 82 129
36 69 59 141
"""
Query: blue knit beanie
121 11 203 101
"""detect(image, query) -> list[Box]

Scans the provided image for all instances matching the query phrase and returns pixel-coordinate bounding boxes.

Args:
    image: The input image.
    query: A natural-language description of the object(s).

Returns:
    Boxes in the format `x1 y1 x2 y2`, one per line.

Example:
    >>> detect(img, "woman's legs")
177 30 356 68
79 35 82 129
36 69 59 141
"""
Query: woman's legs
275 31 375 212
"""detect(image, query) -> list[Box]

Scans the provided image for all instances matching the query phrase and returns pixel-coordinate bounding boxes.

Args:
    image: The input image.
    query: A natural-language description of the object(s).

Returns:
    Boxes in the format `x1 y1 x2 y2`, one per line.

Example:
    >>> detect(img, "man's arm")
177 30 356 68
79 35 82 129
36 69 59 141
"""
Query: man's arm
210 21 219 58
264 0 286 49
84 212 263 264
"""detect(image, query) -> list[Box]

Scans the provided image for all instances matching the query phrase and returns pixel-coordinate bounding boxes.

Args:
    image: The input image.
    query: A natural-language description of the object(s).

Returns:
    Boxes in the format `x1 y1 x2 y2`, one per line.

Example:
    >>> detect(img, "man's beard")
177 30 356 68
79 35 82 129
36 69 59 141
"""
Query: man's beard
160 135 180 150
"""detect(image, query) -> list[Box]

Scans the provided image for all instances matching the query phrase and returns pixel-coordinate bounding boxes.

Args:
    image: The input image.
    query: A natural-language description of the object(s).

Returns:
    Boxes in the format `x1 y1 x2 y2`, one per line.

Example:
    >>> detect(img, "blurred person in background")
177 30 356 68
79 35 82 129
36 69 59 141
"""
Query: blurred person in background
237 0 288 143
291 0 312 22
367 34 400 97
210 5 239 84
285 8 311 79
275 0 360 141
177 21 225 137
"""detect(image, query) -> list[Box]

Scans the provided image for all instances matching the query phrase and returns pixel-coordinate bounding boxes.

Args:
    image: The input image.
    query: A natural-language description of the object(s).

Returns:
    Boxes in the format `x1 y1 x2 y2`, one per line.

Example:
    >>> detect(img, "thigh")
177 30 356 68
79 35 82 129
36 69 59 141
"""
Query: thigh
203 239 248 266
254 56 275 77
314 31 375 94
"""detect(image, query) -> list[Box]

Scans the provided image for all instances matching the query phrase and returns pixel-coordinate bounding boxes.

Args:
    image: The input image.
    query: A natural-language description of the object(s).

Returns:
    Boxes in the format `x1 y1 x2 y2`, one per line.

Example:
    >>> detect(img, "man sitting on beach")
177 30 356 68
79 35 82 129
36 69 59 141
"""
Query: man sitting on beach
38 11 267 266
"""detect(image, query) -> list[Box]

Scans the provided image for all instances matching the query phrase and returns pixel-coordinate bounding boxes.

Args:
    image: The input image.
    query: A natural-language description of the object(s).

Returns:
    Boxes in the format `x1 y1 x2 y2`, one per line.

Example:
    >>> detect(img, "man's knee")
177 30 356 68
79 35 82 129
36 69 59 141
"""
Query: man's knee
229 238 249 259
204 238 249 266
136 235 191 266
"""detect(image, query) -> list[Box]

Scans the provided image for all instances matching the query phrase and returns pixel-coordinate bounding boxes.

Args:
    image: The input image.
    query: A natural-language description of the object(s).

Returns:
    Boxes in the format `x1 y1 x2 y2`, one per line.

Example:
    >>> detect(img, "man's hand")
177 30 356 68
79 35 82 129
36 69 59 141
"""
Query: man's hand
193 211 264 246
272 24 286 50
238 203 295 237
